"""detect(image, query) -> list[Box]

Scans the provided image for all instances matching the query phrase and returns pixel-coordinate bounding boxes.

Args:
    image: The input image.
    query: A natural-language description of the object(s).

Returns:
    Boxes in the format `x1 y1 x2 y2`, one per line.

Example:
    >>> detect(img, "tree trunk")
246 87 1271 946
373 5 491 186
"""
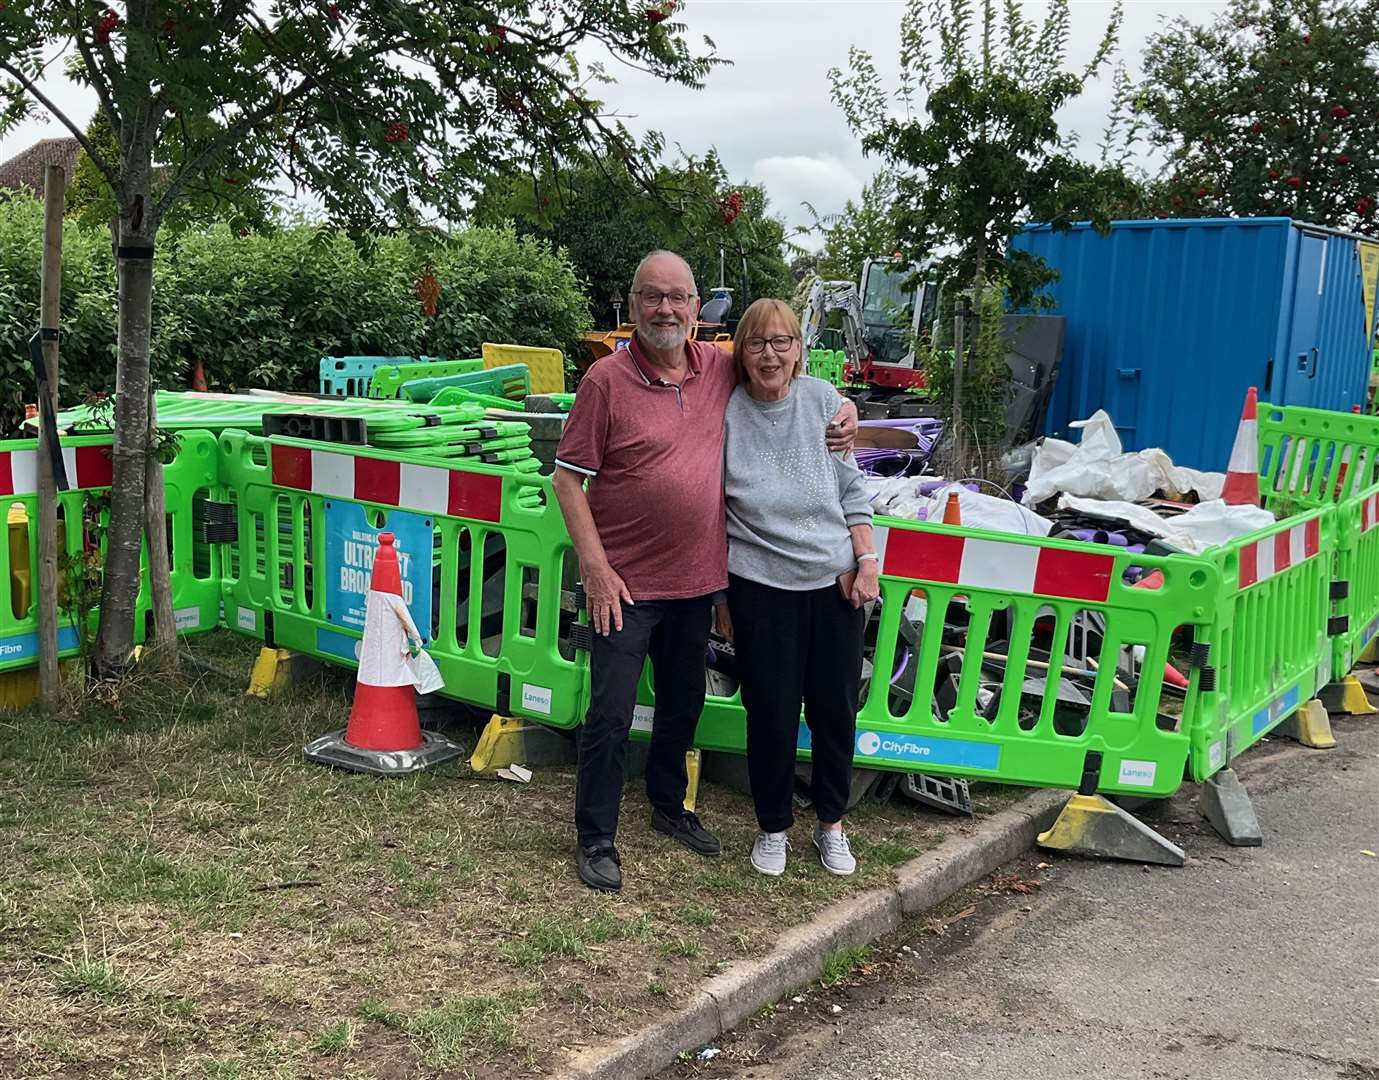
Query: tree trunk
143 391 178 671
92 214 155 679
37 165 65 710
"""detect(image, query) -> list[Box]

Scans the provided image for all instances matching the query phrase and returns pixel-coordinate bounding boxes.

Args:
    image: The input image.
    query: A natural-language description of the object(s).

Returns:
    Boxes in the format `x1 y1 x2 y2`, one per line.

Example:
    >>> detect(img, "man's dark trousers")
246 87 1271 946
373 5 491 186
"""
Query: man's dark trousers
575 595 712 848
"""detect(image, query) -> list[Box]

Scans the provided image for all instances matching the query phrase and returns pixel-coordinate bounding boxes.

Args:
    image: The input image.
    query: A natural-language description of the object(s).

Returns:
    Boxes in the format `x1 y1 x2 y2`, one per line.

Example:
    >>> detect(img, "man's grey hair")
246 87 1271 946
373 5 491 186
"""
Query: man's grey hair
630 250 697 297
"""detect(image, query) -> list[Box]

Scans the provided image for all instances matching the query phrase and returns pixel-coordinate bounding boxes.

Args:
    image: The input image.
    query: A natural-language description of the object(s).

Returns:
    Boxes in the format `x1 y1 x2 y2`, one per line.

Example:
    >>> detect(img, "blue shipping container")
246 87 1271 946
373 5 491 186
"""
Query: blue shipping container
1011 217 1374 470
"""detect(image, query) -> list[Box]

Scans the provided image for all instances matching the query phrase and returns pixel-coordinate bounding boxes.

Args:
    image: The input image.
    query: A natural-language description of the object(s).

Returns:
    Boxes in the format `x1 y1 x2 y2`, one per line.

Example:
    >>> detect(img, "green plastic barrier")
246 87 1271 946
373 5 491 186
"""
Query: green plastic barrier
1183 505 1335 781
1257 403 1379 679
319 356 432 397
807 349 846 387
368 358 485 400
1332 484 1379 675
0 430 220 673
637 521 1219 795
399 364 531 404
429 387 519 412
216 431 586 725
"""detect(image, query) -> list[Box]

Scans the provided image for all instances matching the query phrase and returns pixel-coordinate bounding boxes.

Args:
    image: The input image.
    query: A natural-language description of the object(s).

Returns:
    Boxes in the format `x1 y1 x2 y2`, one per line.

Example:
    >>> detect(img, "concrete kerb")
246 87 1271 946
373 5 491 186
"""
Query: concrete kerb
561 787 1067 1080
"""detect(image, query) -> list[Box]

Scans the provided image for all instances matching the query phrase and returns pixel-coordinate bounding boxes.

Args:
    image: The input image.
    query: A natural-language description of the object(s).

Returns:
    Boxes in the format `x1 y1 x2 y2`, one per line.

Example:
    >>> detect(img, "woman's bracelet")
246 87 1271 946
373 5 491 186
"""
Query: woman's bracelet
856 552 878 563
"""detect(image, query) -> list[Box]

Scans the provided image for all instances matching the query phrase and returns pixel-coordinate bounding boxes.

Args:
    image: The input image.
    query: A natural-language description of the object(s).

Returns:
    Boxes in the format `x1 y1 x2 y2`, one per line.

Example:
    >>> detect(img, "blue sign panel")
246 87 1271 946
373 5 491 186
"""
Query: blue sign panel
323 500 433 643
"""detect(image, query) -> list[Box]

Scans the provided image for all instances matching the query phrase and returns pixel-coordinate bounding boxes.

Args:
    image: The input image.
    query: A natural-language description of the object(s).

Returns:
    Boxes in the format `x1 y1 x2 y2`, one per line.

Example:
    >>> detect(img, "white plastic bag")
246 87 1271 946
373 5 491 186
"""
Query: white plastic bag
406 647 445 694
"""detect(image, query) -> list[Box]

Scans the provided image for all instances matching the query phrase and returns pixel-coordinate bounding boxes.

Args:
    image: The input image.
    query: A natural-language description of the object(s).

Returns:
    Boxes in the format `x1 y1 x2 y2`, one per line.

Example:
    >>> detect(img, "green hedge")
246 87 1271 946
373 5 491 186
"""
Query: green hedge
0 197 592 401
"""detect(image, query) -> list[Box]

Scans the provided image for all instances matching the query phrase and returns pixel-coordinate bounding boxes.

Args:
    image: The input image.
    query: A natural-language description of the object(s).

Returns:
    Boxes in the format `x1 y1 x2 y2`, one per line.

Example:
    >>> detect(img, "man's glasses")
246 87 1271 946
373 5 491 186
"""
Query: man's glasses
742 335 797 355
633 289 696 308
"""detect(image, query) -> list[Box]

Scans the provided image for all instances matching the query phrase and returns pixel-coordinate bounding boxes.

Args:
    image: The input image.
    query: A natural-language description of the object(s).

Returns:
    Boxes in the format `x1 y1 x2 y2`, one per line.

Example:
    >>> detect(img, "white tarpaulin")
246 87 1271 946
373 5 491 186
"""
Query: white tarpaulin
1057 495 1274 554
1024 411 1225 506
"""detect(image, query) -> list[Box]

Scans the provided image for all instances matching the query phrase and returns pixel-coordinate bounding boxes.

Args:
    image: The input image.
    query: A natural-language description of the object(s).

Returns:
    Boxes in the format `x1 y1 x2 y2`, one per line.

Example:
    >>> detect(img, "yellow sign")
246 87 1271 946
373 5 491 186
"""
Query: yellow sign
1360 240 1379 343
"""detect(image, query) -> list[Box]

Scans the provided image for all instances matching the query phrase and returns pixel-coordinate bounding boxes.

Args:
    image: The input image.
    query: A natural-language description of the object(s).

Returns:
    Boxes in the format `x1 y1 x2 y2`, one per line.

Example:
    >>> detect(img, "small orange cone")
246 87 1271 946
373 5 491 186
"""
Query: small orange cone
942 490 963 526
190 357 208 392
304 532 461 775
1221 386 1260 506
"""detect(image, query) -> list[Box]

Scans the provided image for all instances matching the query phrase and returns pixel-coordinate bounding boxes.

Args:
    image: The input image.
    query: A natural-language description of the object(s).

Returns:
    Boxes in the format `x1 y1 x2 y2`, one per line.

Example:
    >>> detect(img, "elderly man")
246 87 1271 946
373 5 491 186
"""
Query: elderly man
553 250 857 893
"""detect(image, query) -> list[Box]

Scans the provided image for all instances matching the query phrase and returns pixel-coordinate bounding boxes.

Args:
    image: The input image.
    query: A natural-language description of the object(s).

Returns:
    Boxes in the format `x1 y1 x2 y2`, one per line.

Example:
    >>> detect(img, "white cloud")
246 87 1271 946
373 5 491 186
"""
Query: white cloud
749 153 867 234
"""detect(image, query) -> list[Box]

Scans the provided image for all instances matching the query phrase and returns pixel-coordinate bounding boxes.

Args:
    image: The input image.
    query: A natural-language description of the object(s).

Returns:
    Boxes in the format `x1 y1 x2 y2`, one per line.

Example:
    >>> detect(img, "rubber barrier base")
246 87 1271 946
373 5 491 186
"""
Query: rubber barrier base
1037 793 1186 866
898 773 973 817
1198 768 1262 847
1319 675 1378 716
1277 699 1337 749
304 729 463 776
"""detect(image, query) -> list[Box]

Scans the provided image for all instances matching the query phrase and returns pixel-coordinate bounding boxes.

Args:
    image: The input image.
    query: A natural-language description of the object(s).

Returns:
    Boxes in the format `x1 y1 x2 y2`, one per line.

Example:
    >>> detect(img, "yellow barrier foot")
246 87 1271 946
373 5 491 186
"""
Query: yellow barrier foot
683 749 703 813
1277 699 1337 749
469 715 577 774
1198 768 1262 847
1037 793 1186 866
247 648 323 698
247 647 292 698
1319 675 1378 716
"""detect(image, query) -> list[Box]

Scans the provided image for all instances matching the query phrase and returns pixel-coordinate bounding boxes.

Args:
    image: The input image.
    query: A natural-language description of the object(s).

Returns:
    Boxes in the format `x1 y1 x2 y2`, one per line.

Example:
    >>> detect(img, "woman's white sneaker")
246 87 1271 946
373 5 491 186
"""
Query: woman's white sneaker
812 825 856 876
751 830 790 876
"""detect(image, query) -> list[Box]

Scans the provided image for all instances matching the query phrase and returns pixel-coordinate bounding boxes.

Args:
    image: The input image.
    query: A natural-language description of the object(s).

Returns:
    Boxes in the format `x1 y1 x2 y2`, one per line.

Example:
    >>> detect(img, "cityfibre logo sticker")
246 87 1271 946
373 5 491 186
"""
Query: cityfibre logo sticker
858 731 881 755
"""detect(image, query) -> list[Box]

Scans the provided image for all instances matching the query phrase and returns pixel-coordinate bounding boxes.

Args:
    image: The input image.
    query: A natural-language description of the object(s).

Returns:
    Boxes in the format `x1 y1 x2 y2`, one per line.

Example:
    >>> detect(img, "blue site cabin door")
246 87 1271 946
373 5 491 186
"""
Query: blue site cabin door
1279 231 1326 409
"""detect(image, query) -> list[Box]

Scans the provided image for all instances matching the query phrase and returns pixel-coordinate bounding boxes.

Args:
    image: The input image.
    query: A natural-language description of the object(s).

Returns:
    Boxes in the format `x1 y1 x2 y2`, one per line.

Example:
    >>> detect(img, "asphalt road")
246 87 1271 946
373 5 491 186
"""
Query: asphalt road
663 717 1379 1080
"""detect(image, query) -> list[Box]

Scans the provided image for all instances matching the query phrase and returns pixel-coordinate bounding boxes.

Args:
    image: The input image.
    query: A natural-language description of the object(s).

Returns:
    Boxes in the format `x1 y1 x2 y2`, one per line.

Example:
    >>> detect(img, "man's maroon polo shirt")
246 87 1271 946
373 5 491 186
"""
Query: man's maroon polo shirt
555 335 734 601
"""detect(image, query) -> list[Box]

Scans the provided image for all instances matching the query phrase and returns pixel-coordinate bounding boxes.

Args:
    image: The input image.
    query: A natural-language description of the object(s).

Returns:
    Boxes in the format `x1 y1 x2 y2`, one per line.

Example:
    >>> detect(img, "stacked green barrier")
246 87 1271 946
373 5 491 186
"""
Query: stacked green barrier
1258 403 1379 679
319 356 424 397
368 358 485 400
399 364 531 404
1183 505 1335 782
0 430 220 673
216 431 585 724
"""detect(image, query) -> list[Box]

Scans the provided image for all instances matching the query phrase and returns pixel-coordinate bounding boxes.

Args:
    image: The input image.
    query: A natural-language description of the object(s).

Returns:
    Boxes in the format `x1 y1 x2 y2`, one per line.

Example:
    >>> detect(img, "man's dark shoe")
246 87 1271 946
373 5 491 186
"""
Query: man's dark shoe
577 844 623 892
651 808 722 856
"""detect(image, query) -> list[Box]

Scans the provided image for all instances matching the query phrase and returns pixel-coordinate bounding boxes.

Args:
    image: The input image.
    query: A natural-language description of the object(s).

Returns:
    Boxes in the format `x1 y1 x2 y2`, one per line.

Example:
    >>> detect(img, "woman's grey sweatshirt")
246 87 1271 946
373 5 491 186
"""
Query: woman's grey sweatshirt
723 375 873 591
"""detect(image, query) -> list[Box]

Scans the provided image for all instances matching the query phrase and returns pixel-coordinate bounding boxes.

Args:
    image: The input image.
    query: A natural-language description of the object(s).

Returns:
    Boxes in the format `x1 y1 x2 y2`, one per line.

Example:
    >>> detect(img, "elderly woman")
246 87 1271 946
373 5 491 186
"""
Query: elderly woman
714 298 879 877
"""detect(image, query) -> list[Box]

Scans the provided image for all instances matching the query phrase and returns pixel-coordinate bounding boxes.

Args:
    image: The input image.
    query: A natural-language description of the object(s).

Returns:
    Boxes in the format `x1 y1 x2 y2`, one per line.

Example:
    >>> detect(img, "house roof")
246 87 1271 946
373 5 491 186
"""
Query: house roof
0 136 82 196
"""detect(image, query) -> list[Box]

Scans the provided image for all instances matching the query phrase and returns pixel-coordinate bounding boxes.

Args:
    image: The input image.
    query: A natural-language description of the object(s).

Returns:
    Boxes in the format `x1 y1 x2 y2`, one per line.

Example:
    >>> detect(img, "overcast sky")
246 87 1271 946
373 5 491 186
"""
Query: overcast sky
1 0 1227 240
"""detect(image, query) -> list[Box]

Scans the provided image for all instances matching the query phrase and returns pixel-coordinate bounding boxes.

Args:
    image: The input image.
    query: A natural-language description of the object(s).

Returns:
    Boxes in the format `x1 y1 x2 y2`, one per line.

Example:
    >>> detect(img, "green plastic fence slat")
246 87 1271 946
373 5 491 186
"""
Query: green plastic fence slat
368 358 485 400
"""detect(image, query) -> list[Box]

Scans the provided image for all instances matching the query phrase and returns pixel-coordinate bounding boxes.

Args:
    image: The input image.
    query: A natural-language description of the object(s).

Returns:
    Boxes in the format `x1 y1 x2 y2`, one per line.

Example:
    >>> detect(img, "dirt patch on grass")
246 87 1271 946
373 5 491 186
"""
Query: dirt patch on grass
0 631 1010 1078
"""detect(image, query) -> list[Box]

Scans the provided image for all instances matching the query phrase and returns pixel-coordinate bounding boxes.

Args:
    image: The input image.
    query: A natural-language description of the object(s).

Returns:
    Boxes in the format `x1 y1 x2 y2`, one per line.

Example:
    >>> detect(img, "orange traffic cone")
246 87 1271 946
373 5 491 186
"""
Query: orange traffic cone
190 357 208 392
304 532 461 775
1221 386 1260 506
942 490 963 525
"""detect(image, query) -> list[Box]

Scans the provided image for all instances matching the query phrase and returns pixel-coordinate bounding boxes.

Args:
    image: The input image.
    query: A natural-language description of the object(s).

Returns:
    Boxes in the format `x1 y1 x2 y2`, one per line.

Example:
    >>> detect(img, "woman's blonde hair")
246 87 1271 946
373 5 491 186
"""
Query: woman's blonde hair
732 298 804 383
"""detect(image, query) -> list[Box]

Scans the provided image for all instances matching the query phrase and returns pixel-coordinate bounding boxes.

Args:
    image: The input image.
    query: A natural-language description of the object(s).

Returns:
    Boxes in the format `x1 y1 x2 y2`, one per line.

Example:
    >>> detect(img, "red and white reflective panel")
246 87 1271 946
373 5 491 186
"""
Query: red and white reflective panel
873 525 1116 603
1237 517 1320 589
1361 492 1379 533
0 443 113 495
270 444 502 523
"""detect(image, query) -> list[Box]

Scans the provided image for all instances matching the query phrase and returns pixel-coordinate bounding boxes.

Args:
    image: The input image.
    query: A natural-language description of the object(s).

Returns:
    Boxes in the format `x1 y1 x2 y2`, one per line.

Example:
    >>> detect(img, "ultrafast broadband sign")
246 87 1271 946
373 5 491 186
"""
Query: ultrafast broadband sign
323 500 433 643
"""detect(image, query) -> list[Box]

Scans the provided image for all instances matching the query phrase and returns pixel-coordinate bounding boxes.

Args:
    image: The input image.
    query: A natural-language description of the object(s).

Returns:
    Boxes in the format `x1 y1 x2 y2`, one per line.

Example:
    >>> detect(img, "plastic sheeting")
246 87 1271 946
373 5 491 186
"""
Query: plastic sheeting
1024 410 1225 506
1057 495 1275 554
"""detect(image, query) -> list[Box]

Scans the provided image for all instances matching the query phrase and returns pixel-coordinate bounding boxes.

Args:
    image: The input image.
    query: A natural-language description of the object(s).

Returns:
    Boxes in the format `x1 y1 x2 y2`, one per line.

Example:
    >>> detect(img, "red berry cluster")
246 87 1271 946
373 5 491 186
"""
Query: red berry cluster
416 266 441 318
1359 196 1376 216
719 190 744 226
328 3 342 20
95 8 121 43
1331 105 1351 120
384 121 409 144
484 24 507 53
646 2 678 24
